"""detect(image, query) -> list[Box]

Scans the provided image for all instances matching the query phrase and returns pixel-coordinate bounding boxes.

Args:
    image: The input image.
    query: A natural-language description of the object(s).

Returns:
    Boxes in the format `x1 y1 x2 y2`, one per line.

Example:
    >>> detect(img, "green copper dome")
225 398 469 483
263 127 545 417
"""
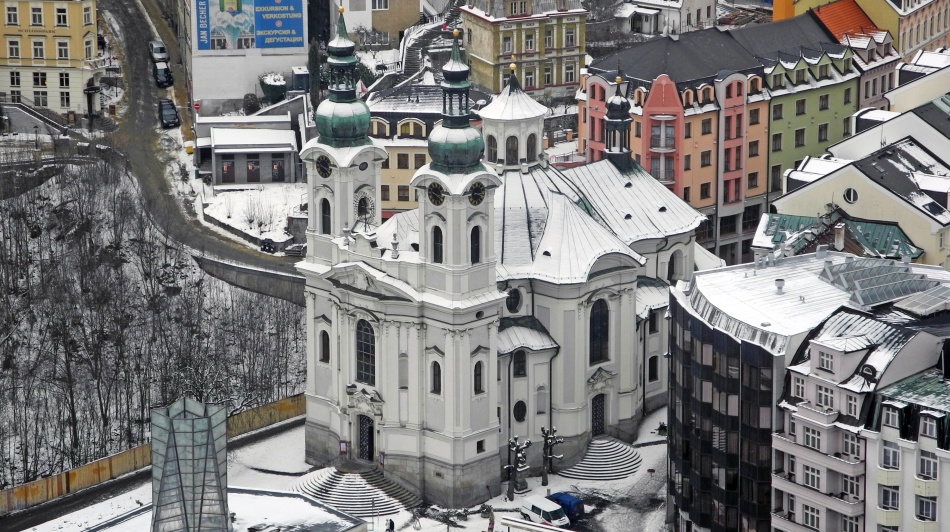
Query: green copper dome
314 5 371 148
428 29 484 173
429 125 484 173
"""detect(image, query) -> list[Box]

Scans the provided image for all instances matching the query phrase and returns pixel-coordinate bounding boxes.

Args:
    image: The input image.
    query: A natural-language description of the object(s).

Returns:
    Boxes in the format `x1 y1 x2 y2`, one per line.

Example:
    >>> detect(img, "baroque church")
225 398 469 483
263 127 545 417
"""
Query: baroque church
297 8 706 508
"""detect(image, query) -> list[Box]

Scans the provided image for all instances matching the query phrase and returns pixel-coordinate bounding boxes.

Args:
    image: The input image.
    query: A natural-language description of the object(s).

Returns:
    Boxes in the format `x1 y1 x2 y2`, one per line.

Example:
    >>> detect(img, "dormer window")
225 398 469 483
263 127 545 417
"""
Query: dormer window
771 73 784 88
795 70 805 84
793 376 805 398
922 416 938 438
883 407 899 427
818 351 833 371
818 64 829 79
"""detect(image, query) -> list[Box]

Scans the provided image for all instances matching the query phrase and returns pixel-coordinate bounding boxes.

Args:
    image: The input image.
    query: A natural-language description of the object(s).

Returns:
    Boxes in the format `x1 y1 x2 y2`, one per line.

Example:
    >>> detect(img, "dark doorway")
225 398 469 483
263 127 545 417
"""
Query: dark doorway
592 394 606 436
358 415 374 461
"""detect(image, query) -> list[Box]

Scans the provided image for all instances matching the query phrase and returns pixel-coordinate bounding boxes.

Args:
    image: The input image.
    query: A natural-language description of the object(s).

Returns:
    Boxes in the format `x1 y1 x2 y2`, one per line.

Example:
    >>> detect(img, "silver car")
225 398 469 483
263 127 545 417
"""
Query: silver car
147 40 168 63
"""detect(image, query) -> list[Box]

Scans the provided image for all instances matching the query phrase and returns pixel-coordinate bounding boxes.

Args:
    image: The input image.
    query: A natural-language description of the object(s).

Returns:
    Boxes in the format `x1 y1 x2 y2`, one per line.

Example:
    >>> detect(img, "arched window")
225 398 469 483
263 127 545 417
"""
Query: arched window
356 320 375 385
648 356 659 382
590 299 609 364
514 350 527 377
357 197 369 219
526 133 537 162
487 135 498 162
505 136 519 165
320 331 330 363
432 226 444 264
431 361 442 394
536 385 548 414
471 226 481 264
474 361 484 394
320 199 331 235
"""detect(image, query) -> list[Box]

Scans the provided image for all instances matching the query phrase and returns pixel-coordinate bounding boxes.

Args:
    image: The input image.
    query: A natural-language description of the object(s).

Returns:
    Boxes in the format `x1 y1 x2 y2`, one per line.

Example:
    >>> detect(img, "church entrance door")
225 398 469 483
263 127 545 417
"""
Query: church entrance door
592 394 606 436
358 414 374 461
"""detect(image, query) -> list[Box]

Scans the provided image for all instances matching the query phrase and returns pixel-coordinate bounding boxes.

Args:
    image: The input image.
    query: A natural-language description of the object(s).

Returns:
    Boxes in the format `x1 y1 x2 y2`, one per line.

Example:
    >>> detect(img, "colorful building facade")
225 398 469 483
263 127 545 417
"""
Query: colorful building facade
0 0 105 116
460 0 587 96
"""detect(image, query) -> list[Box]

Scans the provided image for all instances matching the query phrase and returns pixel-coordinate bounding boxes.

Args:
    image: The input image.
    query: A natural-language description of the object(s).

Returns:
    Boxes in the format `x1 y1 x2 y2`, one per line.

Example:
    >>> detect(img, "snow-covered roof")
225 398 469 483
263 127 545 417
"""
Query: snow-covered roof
497 317 559 354
693 242 726 271
197 113 291 125
878 369 950 413
210 128 298 151
478 76 549 121
635 277 670 320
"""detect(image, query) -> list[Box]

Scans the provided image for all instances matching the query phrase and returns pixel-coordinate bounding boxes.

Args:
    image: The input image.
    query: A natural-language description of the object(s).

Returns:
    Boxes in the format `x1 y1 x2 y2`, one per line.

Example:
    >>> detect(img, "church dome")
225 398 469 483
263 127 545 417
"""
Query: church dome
606 77 631 119
316 98 371 145
428 124 484 172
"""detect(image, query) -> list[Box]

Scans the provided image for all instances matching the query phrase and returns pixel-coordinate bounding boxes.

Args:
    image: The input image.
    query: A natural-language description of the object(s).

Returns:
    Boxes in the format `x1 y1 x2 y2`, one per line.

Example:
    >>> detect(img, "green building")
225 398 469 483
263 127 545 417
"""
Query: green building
730 15 860 196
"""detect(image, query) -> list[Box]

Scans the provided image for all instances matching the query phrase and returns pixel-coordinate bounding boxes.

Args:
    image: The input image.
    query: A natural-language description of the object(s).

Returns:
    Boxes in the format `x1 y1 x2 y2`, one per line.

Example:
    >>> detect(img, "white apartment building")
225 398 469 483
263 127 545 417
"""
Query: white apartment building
865 367 950 531
772 307 943 532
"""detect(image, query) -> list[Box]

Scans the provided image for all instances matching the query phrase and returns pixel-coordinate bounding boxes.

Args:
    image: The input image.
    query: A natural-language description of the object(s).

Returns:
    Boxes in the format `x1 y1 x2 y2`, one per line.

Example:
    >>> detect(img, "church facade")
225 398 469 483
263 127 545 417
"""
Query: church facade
297 10 704 509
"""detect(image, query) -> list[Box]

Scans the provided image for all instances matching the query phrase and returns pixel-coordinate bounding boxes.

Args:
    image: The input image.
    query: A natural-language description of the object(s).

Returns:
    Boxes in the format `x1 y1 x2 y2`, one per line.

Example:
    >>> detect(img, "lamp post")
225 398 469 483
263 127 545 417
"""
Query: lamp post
33 125 38 150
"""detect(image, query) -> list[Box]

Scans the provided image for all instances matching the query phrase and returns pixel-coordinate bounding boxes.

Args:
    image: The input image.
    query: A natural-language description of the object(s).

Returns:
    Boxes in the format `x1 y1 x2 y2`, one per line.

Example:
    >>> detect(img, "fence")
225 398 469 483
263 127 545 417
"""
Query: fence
0 394 306 516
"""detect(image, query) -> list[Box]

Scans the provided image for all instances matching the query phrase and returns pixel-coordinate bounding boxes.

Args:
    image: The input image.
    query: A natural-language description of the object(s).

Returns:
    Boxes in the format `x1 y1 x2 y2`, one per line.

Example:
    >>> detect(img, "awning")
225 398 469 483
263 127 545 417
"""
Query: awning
633 6 660 15
196 137 212 148
213 146 297 154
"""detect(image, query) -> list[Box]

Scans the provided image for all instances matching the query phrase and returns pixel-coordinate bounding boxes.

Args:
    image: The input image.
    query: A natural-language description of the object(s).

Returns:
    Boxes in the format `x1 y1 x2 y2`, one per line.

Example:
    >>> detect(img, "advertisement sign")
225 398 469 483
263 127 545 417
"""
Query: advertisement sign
196 0 305 51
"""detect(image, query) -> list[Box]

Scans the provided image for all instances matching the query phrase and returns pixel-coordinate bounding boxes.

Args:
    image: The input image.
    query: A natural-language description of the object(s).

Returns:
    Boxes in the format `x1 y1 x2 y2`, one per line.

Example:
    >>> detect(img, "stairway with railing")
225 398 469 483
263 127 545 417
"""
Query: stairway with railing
396 0 466 82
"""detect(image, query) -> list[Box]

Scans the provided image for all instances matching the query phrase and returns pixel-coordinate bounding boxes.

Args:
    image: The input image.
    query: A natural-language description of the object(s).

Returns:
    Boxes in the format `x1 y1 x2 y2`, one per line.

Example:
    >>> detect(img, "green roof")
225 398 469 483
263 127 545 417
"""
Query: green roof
879 368 950 413
763 209 923 259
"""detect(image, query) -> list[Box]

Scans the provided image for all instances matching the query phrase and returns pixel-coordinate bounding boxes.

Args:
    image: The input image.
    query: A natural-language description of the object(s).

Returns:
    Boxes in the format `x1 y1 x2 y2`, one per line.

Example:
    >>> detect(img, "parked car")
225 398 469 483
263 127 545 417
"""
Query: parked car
546 492 585 524
153 62 173 88
260 238 277 253
158 99 180 128
147 40 169 63
520 495 570 528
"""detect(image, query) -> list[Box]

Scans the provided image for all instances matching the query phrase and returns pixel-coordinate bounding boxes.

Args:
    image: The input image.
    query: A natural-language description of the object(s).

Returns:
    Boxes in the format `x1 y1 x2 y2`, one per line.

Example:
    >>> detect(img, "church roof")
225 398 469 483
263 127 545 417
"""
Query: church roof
376 158 703 284
478 74 549 121
497 316 559 354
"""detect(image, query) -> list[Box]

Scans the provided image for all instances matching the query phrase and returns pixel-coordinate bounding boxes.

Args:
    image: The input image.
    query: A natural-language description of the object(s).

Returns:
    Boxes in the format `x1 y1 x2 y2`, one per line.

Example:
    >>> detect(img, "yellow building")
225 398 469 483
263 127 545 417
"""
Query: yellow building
332 0 421 48
460 0 587 96
774 0 950 60
0 0 105 117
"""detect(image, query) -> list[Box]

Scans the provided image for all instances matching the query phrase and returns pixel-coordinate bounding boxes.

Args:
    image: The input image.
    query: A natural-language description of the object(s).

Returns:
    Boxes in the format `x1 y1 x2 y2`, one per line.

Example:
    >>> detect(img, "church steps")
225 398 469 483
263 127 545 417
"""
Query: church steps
558 439 643 481
291 465 423 517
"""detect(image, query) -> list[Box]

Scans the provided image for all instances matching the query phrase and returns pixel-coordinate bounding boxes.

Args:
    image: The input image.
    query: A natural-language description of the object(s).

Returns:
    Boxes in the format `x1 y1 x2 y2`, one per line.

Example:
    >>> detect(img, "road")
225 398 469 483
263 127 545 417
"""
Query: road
97 0 300 275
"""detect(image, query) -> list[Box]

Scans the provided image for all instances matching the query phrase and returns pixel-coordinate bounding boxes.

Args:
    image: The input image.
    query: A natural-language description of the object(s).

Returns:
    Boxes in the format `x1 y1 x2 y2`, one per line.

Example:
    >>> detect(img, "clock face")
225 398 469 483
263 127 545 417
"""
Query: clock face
428 183 445 206
468 182 486 206
316 155 332 178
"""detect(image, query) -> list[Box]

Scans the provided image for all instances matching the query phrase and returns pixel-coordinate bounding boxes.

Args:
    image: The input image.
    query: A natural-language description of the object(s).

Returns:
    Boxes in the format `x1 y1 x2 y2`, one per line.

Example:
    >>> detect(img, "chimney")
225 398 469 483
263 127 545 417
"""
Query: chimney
902 254 911 264
566 129 574 141
816 244 828 259
834 222 846 251
775 278 785 294
391 235 399 259
543 133 550 150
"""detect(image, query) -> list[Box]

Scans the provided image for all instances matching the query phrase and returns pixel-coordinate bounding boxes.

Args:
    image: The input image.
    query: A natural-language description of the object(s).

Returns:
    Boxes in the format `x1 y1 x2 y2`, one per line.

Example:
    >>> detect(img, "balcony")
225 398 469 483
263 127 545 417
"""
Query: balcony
878 466 902 485
771 472 863 518
877 507 901 527
914 518 939 532
772 433 864 476
770 509 816 532
915 476 940 496
649 136 675 153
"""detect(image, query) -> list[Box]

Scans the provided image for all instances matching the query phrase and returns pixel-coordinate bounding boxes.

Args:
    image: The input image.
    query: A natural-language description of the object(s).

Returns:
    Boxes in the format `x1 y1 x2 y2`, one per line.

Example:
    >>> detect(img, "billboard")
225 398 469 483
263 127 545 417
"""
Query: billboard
195 0 305 51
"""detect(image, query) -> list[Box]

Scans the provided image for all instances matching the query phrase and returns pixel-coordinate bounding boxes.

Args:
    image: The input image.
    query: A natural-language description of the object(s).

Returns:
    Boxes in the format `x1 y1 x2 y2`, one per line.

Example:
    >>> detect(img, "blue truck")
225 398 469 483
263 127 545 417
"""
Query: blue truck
546 492 585 524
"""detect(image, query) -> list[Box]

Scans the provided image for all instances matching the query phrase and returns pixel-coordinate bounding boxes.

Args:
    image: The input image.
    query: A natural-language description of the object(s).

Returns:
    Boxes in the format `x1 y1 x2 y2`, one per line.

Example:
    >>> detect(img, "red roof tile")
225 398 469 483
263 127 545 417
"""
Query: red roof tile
811 0 881 40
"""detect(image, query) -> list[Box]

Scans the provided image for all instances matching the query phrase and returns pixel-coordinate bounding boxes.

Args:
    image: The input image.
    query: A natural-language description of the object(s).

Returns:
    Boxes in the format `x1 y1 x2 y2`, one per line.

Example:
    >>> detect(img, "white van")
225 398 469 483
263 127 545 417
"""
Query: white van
519 495 571 528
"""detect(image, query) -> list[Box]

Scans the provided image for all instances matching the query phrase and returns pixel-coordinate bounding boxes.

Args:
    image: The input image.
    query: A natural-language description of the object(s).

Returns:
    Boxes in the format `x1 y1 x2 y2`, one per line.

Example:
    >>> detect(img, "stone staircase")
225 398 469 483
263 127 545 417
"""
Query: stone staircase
291 464 423 517
557 438 643 481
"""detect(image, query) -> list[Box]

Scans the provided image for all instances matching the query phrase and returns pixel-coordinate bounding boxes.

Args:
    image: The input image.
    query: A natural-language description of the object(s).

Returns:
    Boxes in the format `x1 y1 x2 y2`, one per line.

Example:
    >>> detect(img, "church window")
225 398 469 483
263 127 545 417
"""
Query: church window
513 400 527 422
471 226 481 264
590 299 609 364
474 361 484 394
487 135 498 162
649 356 659 382
432 226 444 264
431 361 442 395
506 288 522 313
356 320 376 386
526 133 537 162
505 136 519 165
320 199 331 235
320 331 330 363
514 350 527 377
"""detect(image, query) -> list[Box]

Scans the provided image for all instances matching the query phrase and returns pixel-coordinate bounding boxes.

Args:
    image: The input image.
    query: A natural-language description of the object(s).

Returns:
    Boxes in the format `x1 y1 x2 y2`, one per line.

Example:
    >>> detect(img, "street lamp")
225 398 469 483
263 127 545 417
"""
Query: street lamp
33 125 38 150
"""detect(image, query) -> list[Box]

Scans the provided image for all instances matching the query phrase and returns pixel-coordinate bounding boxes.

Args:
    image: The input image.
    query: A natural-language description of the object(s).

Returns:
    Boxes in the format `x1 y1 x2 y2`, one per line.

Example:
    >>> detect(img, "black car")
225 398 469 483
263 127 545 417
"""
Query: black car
158 99 180 128
153 62 173 88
